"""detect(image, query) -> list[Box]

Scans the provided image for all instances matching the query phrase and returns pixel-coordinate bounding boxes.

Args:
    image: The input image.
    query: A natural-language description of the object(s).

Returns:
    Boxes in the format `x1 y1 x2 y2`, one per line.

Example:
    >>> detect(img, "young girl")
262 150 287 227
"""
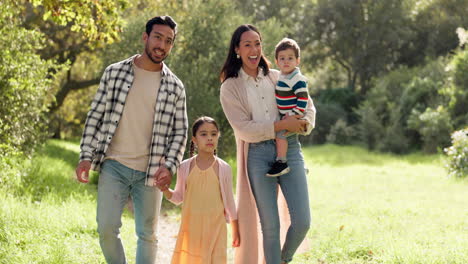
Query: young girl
162 116 240 264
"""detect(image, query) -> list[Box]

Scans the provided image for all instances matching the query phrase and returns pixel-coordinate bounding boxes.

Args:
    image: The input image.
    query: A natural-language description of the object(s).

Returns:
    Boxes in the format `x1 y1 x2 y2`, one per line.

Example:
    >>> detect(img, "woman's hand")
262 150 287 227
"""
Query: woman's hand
279 114 308 134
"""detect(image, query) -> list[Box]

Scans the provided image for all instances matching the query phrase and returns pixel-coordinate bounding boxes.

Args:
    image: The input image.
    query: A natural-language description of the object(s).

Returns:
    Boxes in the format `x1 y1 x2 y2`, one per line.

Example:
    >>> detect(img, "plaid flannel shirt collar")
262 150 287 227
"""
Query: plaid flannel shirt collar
122 54 171 77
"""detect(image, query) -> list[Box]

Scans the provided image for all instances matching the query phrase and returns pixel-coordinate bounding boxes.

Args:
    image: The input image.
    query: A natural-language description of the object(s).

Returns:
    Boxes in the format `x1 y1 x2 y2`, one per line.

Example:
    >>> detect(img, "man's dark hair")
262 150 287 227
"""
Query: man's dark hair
145 16 177 38
275 38 300 59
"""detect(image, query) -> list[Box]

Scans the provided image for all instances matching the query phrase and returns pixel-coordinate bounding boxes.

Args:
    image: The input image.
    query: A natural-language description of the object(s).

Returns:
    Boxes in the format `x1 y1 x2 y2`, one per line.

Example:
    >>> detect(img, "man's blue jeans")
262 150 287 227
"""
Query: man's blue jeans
247 136 311 264
97 159 162 264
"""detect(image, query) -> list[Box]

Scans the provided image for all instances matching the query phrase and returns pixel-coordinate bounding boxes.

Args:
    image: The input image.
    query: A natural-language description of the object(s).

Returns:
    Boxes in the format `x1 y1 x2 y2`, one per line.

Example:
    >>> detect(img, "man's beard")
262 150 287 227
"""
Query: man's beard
145 44 167 64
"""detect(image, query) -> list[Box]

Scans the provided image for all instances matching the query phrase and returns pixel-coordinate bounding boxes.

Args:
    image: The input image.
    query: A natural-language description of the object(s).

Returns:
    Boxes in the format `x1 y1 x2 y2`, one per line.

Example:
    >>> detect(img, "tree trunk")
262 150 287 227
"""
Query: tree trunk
49 77 100 112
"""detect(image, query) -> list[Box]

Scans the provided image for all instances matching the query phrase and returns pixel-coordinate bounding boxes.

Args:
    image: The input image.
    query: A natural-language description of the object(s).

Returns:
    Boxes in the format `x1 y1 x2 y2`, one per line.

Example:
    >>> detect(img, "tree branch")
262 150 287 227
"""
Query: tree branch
49 77 100 112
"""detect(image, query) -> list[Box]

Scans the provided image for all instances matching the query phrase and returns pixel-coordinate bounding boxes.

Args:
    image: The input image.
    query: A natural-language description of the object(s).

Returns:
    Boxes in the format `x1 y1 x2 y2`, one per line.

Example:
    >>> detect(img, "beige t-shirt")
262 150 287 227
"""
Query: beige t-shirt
106 61 162 172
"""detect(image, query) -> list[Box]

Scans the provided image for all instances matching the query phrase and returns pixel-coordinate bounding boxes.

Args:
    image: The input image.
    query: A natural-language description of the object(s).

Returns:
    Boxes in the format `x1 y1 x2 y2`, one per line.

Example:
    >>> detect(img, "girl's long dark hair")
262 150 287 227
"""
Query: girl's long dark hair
189 116 219 157
219 24 270 83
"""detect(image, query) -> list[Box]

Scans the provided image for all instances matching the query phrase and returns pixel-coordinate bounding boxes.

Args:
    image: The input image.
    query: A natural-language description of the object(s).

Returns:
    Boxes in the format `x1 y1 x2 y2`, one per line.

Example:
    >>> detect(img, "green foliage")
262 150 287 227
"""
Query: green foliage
326 119 357 145
309 0 413 94
401 0 468 66
381 109 411 154
0 4 60 160
307 102 347 144
4 0 130 124
317 87 361 123
25 0 129 44
444 128 468 178
313 87 361 146
0 150 25 190
408 106 453 153
357 58 450 153
355 100 385 151
52 85 96 139
445 48 468 128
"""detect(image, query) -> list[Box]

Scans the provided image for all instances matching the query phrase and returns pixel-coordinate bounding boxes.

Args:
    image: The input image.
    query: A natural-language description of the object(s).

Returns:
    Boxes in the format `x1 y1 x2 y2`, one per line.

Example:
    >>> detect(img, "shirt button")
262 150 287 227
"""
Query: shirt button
262 97 264 99
108 136 112 140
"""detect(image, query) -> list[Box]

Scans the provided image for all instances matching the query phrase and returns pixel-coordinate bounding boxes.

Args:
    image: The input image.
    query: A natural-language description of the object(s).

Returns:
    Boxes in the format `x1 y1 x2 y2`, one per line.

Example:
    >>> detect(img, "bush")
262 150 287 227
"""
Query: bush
445 49 468 128
356 59 450 153
355 101 384 150
326 119 357 145
305 101 347 144
317 87 361 123
408 106 453 153
0 5 59 186
380 109 411 154
444 128 468 178
0 146 23 189
0 6 58 156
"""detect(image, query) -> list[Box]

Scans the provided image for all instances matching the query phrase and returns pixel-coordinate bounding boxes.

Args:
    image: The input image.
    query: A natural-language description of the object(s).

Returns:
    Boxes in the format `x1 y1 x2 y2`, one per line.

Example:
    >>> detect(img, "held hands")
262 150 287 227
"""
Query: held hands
153 166 172 191
76 160 91 183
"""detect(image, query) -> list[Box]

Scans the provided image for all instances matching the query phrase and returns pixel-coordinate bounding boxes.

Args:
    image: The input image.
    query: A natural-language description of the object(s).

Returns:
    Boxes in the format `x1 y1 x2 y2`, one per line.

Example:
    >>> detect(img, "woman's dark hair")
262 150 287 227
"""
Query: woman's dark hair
219 24 270 82
189 116 219 157
145 16 178 38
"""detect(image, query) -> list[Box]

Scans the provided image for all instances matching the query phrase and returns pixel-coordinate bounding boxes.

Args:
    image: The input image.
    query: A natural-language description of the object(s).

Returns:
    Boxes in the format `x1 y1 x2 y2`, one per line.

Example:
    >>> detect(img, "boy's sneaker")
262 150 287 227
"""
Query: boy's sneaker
266 161 290 177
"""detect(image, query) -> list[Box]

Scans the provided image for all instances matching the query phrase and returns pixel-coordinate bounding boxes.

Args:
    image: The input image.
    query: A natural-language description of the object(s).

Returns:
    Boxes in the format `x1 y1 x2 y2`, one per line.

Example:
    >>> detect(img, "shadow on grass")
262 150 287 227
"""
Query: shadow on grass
14 140 96 203
18 140 181 215
39 140 81 168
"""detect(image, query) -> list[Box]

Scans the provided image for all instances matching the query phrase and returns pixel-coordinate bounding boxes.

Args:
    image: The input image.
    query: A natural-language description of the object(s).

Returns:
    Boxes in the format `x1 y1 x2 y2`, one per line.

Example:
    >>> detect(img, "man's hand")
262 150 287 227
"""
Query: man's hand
154 166 172 190
76 160 91 183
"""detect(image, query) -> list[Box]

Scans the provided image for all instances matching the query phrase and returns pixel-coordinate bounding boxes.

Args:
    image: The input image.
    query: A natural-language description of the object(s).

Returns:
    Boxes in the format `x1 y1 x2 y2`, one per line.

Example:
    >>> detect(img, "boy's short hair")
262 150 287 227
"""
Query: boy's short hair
275 38 300 59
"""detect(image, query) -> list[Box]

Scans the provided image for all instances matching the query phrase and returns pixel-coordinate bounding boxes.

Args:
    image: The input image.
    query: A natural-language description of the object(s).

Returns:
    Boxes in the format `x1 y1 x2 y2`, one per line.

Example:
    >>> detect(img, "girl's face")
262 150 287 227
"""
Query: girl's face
235 30 263 77
192 122 219 155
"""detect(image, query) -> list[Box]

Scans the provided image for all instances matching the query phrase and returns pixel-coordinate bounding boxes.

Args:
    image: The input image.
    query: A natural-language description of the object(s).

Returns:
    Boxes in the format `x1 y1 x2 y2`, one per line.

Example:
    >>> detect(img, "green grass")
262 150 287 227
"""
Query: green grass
1 141 467 263
295 144 468 264
0 140 138 264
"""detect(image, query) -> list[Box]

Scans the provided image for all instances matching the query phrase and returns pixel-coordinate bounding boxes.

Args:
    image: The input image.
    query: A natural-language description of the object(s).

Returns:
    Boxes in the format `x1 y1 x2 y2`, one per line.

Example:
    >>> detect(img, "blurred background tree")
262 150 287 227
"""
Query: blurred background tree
1 0 468 184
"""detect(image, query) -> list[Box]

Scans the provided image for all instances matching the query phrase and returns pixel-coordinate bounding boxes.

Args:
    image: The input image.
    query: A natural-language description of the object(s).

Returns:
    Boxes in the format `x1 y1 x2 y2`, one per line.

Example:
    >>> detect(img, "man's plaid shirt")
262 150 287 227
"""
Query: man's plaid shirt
79 55 188 183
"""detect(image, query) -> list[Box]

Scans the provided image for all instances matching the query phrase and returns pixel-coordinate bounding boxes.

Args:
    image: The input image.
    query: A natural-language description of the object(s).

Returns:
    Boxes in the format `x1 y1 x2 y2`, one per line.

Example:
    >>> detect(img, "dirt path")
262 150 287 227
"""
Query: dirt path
155 213 178 263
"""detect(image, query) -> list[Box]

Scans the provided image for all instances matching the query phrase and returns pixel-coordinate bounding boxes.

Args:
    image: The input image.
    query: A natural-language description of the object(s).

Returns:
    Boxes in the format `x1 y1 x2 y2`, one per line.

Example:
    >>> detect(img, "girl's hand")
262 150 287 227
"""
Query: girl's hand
232 232 240 247
231 219 240 247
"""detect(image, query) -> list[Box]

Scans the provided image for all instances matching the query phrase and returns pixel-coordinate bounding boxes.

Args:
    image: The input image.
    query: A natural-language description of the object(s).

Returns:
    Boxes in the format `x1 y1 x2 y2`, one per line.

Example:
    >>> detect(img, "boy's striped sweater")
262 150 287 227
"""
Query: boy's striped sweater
275 67 309 116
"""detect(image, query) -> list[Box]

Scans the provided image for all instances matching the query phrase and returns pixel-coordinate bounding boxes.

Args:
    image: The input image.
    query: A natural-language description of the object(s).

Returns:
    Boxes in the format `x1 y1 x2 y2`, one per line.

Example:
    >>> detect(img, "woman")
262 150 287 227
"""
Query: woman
219 24 316 264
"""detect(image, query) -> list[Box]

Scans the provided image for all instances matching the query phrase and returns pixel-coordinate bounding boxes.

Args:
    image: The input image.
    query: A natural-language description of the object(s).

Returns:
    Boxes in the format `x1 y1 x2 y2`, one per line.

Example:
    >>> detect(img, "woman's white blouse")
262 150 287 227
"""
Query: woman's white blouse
239 67 279 122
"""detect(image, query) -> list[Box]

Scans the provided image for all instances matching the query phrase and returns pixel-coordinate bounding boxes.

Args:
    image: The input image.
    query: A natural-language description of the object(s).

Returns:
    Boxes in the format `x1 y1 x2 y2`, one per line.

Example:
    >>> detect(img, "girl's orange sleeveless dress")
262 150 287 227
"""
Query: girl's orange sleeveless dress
171 160 227 264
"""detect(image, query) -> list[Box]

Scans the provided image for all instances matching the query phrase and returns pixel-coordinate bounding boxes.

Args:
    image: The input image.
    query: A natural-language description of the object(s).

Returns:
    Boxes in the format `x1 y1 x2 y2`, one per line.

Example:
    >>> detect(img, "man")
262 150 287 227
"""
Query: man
75 16 188 264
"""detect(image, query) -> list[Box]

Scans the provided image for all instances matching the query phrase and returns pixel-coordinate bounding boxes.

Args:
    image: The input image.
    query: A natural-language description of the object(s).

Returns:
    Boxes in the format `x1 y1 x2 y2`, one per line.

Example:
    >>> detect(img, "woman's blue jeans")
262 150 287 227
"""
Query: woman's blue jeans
247 136 311 264
97 159 162 264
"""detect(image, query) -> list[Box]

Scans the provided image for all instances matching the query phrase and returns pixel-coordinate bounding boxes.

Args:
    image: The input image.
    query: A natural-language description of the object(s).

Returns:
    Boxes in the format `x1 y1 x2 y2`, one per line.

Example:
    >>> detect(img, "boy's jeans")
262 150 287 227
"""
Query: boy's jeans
247 136 311 264
97 159 162 264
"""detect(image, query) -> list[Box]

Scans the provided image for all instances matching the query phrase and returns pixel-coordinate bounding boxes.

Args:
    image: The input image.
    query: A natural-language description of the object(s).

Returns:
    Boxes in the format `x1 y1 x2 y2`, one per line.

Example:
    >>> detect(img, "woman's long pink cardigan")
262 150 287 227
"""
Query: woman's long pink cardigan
220 69 316 264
